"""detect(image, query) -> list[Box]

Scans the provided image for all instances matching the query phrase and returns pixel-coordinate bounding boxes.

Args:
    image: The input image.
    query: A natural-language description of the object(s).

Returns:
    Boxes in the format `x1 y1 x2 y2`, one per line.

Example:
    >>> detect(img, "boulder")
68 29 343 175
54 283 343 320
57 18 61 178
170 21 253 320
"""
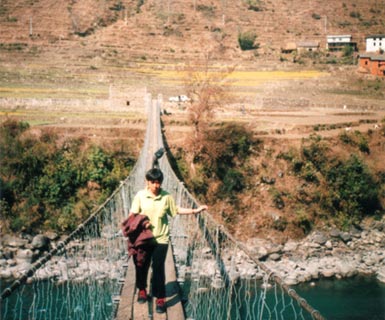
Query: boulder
325 240 333 249
284 273 300 286
339 232 352 243
0 259 7 267
31 235 50 250
0 268 12 279
341 264 357 278
313 232 328 245
350 226 362 238
376 267 385 283
44 231 59 241
283 241 298 252
329 228 340 238
6 259 17 267
2 235 28 248
15 249 33 264
321 268 335 278
306 262 320 279
255 246 269 260
268 253 281 261
1 248 15 260
13 262 33 278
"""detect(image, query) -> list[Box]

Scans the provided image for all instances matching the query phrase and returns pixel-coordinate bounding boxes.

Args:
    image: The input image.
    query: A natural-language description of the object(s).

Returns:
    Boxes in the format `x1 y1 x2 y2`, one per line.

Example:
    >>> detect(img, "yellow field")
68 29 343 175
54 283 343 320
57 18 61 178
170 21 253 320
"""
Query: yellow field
130 63 329 87
0 62 329 100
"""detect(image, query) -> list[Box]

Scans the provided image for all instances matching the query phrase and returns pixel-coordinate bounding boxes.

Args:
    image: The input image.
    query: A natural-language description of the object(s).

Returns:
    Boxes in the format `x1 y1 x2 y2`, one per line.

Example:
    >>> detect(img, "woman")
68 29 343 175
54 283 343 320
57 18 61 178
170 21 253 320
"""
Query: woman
129 168 207 314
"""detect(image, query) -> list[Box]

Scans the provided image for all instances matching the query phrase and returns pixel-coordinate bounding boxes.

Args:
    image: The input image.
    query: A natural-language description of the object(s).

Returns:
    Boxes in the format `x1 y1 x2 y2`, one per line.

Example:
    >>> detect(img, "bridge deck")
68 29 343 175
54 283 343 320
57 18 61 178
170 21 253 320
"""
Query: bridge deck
115 244 185 320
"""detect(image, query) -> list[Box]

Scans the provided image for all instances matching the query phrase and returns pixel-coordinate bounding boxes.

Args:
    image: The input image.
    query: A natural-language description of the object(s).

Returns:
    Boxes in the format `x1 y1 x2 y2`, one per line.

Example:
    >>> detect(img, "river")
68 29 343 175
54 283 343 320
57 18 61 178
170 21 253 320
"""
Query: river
1 275 384 319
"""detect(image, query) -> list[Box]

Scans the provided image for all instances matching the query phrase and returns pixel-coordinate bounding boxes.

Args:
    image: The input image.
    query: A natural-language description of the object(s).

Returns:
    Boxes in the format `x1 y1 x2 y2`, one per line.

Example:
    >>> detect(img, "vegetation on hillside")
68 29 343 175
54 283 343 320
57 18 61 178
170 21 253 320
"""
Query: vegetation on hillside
278 133 383 232
0 119 135 234
171 121 385 238
170 121 256 213
163 59 385 239
238 31 259 51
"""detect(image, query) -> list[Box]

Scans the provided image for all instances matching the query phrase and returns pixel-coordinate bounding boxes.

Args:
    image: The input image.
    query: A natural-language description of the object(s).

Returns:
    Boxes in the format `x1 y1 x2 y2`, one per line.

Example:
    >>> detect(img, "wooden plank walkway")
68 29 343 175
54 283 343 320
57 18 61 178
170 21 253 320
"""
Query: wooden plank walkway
115 244 185 320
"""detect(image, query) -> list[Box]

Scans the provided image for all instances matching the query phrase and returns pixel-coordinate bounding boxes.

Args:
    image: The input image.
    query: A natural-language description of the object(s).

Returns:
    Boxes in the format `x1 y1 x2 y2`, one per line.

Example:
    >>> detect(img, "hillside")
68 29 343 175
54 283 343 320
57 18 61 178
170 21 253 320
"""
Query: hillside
1 0 385 65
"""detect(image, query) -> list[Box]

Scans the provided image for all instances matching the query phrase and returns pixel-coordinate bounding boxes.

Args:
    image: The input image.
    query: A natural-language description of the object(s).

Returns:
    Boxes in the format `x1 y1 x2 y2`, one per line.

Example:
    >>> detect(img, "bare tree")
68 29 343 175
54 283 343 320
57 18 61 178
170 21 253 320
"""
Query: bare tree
182 54 235 160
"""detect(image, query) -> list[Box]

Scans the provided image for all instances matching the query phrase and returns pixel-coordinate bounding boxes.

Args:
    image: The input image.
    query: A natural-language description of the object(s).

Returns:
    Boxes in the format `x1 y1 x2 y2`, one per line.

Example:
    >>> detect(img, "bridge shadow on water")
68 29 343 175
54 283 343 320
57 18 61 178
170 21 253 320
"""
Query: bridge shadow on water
165 280 183 308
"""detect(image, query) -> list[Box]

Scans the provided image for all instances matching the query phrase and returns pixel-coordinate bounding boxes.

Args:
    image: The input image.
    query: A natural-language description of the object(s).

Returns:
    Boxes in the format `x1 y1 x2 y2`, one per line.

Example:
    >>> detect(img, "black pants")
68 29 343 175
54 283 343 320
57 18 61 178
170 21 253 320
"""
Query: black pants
133 243 168 298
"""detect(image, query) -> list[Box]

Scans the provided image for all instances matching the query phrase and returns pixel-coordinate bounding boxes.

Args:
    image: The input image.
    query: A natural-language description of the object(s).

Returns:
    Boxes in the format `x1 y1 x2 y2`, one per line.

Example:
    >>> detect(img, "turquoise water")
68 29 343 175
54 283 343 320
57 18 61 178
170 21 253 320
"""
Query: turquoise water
1 280 115 320
295 275 385 320
1 275 384 319
182 274 385 320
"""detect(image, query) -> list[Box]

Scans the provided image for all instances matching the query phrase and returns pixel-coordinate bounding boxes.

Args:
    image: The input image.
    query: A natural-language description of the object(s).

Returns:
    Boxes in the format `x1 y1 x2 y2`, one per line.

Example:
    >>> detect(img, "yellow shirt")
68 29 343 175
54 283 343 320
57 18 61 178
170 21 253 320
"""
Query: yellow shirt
130 188 178 244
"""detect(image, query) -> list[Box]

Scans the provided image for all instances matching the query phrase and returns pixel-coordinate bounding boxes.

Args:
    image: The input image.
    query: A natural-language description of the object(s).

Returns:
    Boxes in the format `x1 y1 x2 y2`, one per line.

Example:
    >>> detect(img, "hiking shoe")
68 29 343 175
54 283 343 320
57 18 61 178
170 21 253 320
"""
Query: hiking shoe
137 289 147 304
156 298 166 314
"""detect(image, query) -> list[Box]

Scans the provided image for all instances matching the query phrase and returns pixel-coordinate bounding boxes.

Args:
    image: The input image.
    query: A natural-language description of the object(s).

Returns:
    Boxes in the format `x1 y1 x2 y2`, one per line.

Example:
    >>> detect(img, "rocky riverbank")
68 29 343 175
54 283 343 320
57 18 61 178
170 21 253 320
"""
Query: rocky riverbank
171 218 385 289
243 218 385 286
0 232 124 284
1 218 384 288
0 232 58 280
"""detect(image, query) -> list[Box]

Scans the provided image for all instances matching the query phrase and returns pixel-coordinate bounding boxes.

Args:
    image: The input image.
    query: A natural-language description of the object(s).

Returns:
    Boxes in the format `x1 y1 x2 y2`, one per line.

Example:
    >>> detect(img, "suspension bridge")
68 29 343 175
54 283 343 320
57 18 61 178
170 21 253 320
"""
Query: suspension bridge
1 94 325 320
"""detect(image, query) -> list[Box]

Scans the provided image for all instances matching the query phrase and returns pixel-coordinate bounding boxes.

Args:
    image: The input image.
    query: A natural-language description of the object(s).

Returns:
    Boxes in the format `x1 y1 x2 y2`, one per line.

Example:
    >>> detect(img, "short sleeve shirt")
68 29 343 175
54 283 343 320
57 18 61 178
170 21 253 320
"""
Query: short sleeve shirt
130 188 178 244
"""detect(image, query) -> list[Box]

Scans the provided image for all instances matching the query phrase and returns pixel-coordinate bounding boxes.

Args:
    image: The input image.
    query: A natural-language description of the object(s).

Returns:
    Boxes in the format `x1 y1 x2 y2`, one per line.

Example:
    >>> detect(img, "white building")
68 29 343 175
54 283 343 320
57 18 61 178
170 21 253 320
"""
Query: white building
326 35 356 51
366 35 385 53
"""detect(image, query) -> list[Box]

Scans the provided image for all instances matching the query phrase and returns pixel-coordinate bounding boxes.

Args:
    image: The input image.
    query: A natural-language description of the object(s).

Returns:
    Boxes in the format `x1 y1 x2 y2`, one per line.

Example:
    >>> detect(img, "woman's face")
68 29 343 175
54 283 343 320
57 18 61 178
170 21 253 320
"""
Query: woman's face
147 179 161 196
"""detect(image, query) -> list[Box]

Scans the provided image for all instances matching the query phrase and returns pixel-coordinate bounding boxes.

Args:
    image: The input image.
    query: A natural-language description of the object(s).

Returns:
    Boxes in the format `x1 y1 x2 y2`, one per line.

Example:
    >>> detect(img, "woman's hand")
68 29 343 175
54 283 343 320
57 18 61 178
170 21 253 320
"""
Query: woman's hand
193 205 208 214
144 221 152 229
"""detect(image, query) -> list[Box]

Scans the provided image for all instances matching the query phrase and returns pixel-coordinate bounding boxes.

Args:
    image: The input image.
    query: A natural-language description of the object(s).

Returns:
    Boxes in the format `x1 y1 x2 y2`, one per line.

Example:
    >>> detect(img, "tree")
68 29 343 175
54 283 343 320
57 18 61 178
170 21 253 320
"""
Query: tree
238 31 259 50
182 55 235 158
0 119 134 234
325 155 380 222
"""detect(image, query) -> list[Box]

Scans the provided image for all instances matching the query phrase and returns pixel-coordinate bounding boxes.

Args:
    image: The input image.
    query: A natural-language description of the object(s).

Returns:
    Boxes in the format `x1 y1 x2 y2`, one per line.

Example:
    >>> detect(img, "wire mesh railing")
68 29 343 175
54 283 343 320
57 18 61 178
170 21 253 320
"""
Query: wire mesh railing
153 94 325 320
0 94 153 320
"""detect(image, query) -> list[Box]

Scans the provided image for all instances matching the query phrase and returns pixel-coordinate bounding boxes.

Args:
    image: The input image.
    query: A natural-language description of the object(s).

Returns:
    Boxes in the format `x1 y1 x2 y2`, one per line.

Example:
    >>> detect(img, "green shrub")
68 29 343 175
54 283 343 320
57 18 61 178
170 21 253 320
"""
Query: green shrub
358 137 370 154
109 2 124 11
312 13 321 20
273 216 288 231
324 155 380 222
276 149 297 161
203 123 254 179
0 120 134 234
301 135 329 171
136 0 144 12
245 0 262 11
220 169 245 195
248 5 261 12
270 188 285 209
339 131 370 154
292 159 304 174
339 131 353 145
313 124 321 131
0 43 28 51
238 31 258 50
302 162 319 184
350 11 361 19
196 4 215 17
190 169 208 196
294 208 313 234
